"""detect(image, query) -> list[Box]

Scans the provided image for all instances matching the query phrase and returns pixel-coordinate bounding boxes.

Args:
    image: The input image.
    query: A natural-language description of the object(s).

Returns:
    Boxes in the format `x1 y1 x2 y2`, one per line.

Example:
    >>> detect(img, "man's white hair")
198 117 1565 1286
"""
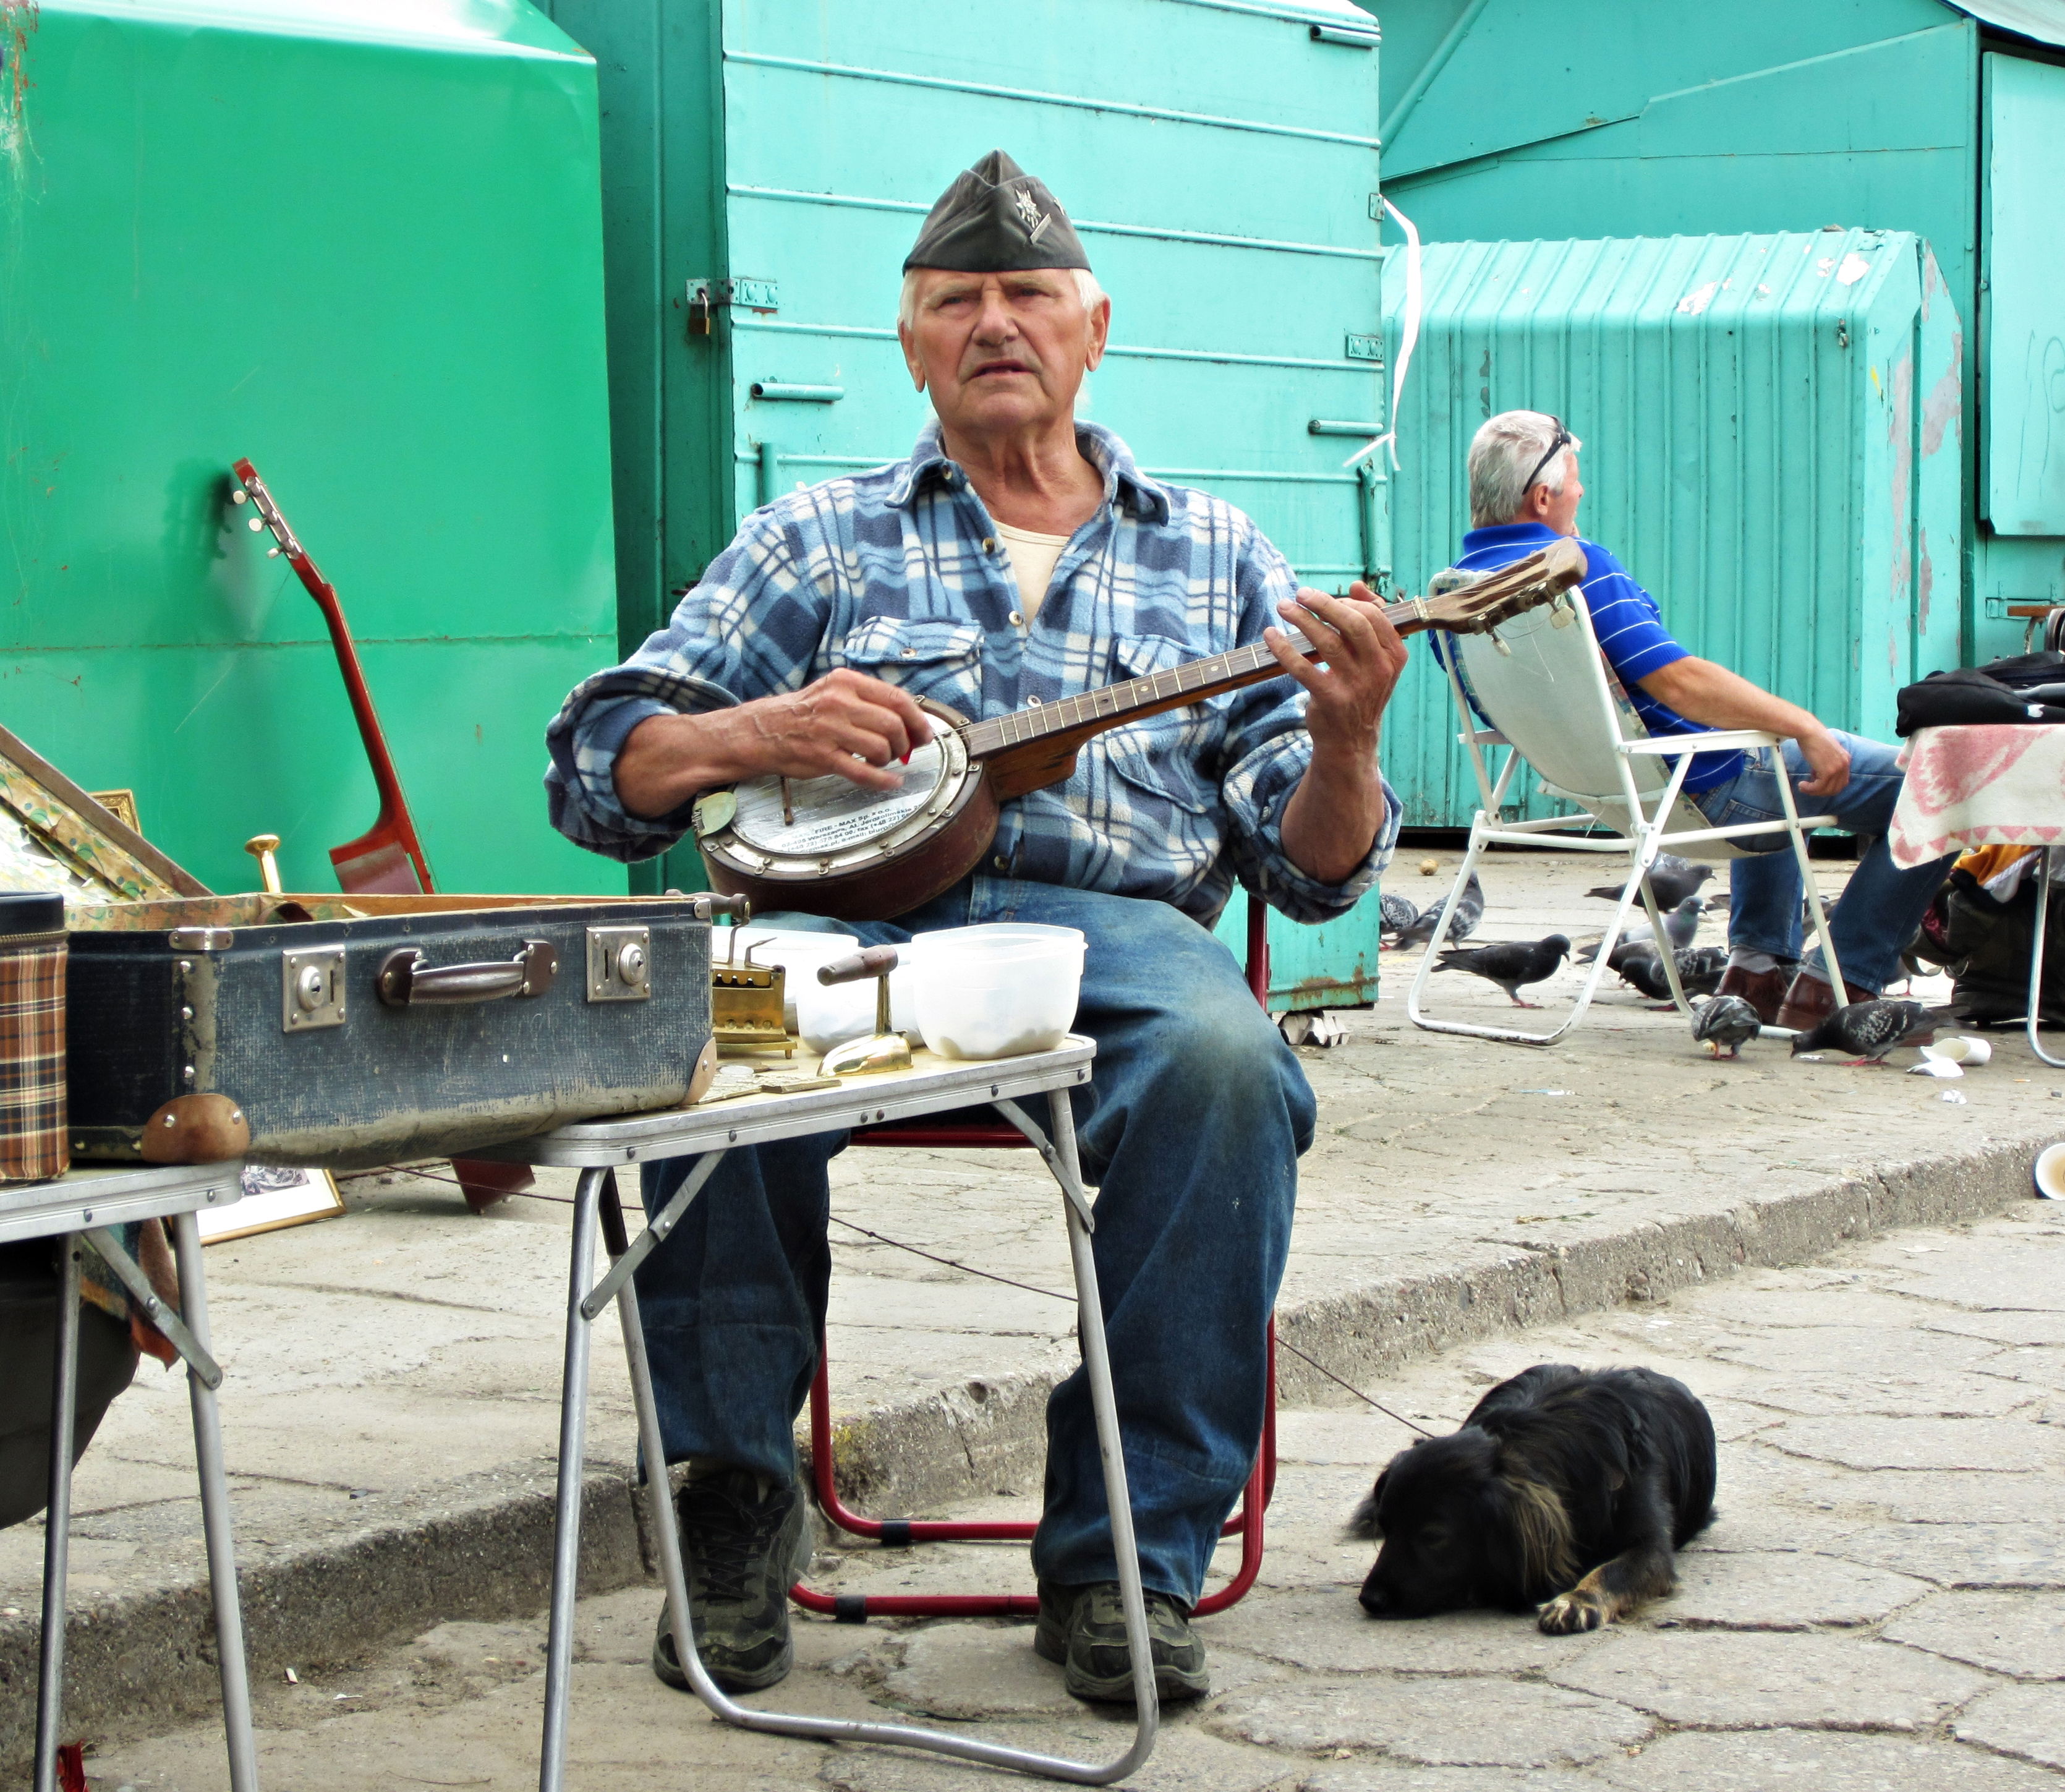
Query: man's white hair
898 265 1106 332
1468 410 1583 528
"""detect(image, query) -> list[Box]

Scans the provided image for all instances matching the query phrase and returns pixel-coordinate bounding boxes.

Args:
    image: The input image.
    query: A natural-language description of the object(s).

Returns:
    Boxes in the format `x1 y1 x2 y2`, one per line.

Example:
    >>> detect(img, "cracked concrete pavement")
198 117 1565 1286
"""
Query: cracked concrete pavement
87 1192 2065 1788
13 849 2065 1769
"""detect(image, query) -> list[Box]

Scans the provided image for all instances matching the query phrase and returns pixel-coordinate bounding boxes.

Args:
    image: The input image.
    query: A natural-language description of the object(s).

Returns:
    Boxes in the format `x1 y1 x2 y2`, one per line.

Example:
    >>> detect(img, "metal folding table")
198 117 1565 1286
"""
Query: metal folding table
483 1036 1161 1789
0 1161 255 1792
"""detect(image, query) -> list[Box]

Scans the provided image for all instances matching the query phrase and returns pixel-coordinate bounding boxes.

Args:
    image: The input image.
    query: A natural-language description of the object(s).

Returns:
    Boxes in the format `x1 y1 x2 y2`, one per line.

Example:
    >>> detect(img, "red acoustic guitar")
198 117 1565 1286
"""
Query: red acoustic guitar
231 459 433 895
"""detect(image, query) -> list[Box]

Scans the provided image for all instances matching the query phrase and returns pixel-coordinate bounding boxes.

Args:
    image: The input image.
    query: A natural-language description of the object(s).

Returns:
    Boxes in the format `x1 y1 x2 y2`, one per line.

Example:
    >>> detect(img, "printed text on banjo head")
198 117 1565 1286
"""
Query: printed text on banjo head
730 739 950 855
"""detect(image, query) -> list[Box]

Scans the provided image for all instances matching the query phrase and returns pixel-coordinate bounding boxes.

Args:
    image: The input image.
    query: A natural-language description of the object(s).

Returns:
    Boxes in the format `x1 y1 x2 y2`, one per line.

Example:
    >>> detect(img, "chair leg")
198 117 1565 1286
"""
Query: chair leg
1772 767 1845 996
792 1322 1280 1620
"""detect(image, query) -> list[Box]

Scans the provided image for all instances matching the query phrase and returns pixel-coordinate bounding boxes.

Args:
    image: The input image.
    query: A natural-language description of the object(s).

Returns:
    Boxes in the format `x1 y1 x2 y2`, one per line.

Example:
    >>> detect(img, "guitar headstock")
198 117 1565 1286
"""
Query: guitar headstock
1415 537 1587 635
229 458 304 563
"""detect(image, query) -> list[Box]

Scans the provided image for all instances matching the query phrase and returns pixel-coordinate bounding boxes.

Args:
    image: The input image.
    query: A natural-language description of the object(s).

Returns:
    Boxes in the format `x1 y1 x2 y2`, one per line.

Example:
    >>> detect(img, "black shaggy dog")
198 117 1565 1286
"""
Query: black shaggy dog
1350 1364 1716 1634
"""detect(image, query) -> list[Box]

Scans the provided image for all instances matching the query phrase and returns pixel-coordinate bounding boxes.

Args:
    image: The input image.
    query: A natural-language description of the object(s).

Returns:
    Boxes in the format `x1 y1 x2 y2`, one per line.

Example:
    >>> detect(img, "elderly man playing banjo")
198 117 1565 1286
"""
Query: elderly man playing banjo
547 151 1407 1705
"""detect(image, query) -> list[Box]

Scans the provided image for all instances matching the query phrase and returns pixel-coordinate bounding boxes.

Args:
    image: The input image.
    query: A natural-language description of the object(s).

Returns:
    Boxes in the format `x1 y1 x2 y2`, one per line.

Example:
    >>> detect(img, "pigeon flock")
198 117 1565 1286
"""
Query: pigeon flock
1387 851 1955 1067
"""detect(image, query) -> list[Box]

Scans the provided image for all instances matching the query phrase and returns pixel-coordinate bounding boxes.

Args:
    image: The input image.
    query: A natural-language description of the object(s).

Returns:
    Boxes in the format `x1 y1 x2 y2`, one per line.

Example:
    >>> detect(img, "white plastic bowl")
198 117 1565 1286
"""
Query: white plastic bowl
911 924 1086 1060
717 927 859 1031
2034 1141 2065 1200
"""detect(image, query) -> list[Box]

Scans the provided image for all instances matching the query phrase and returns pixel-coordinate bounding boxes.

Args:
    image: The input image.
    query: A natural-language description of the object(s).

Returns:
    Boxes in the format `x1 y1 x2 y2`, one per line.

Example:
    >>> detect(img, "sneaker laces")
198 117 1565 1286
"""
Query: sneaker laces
677 1476 788 1603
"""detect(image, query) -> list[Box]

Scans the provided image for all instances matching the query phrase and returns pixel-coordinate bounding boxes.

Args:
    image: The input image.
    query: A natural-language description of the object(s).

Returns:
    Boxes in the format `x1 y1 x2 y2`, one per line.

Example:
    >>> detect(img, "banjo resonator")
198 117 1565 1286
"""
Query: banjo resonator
692 539 1588 923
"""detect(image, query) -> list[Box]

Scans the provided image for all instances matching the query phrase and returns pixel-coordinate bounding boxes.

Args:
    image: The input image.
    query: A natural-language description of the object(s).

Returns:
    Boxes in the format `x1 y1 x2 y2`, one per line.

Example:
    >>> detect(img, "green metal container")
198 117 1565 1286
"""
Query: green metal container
1377 229 1962 827
545 0 1390 1005
1367 0 2065 679
0 0 620 895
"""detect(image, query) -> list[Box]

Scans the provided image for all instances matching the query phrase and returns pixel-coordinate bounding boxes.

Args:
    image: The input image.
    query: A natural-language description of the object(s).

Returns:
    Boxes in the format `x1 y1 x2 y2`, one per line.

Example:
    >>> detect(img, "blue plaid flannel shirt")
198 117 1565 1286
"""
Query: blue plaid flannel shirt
545 419 1397 926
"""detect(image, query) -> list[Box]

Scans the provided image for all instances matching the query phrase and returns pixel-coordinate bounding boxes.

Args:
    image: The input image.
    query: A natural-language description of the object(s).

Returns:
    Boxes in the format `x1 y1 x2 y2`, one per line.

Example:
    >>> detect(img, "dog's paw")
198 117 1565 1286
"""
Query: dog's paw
1538 1589 1609 1635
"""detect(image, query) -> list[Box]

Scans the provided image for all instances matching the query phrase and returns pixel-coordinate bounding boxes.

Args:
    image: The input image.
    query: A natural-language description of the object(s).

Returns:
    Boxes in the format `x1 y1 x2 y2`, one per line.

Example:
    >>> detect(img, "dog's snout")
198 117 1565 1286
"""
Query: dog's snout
1357 1571 1395 1618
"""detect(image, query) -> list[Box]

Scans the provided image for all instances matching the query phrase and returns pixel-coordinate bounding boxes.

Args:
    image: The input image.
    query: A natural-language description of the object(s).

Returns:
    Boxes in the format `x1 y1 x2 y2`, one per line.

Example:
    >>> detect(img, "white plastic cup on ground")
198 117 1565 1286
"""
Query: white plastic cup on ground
2034 1142 2065 1200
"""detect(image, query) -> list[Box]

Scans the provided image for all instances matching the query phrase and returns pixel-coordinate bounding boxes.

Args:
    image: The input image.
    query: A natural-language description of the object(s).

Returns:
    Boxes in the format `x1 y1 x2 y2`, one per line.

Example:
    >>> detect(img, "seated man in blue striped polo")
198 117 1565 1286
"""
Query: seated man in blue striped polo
1444 409 1954 1028
545 151 1407 1709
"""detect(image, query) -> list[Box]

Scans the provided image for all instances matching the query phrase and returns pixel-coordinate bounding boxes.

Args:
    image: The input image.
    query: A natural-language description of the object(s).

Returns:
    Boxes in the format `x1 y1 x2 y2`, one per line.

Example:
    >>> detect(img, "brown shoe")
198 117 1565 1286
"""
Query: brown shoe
1714 964 1790 1026
1773 970 1878 1033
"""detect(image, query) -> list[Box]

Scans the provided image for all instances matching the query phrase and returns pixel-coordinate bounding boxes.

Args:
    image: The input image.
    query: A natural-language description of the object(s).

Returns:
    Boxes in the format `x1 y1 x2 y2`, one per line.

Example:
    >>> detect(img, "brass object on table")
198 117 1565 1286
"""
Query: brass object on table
816 944 912 1078
244 834 283 894
712 935 793 1056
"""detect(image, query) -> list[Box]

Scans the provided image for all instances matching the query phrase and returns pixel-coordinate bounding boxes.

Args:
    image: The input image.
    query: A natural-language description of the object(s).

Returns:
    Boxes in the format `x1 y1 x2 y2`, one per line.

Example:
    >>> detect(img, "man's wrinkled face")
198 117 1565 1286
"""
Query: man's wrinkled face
899 268 1109 440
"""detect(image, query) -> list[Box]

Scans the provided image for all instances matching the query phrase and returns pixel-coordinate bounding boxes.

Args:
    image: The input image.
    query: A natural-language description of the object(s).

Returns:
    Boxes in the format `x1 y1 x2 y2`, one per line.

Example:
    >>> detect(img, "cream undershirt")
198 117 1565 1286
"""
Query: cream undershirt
994 521 1070 620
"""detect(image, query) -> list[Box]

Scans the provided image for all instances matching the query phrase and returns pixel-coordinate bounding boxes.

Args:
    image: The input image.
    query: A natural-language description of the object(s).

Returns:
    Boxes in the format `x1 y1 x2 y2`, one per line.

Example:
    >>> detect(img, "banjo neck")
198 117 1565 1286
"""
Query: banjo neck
958 593 1449 771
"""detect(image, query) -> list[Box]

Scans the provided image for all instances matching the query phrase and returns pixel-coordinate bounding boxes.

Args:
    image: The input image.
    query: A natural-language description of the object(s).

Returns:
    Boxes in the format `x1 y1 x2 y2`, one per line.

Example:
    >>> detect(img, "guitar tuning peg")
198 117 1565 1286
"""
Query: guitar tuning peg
229 488 248 505
1493 633 1514 657
266 545 281 558
1550 601 1575 628
247 516 264 531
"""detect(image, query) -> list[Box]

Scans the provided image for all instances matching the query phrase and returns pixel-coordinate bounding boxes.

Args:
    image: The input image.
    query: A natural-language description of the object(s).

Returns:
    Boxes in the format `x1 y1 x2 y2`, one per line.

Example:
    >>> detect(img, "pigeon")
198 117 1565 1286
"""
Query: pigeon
1789 998 1939 1064
1674 945 1729 998
1434 934 1571 1007
1577 895 1707 963
1693 994 1762 1059
1379 890 1421 939
1612 945 1674 1003
1586 855 1714 912
1394 872 1484 951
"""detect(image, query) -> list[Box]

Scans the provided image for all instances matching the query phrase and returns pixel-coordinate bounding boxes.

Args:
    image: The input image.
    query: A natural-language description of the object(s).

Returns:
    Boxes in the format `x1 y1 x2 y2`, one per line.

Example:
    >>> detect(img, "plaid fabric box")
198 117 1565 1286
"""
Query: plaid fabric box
0 928 67 1183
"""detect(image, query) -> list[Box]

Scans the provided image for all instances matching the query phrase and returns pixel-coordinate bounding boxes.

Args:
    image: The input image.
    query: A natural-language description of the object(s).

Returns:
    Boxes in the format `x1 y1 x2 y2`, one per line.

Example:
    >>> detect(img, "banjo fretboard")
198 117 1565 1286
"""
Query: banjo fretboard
955 595 1436 760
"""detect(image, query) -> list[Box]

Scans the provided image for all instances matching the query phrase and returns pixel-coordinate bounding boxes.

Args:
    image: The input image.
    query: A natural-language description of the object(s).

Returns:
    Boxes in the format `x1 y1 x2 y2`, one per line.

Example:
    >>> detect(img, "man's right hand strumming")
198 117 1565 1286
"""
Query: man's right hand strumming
615 669 935 819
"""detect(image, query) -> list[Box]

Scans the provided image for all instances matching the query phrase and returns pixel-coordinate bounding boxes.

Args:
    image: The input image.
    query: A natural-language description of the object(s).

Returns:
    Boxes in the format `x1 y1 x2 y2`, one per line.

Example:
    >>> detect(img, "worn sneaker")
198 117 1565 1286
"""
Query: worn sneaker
651 1467 809 1695
1033 1580 1209 1705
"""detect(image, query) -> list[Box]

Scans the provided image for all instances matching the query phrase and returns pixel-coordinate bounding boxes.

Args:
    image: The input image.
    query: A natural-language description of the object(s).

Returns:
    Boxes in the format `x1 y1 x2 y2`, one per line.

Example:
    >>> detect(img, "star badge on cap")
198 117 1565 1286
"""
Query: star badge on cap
904 149 1091 275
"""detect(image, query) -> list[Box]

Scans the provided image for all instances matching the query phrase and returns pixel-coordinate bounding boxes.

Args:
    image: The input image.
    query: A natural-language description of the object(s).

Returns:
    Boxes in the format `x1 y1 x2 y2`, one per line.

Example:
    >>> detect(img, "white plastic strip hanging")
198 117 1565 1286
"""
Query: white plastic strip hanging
1344 198 1422 474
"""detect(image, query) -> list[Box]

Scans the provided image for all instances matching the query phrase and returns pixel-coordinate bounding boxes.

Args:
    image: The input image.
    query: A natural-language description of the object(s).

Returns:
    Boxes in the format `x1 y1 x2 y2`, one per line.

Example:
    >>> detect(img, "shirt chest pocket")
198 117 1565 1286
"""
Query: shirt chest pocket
1088 633 1220 815
834 618 986 721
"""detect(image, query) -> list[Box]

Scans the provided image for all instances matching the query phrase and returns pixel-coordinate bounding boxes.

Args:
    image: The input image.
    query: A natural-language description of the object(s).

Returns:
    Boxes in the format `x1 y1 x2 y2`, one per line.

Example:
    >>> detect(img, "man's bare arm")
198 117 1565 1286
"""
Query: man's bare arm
613 670 933 819
1636 657 1850 796
1267 585 1408 885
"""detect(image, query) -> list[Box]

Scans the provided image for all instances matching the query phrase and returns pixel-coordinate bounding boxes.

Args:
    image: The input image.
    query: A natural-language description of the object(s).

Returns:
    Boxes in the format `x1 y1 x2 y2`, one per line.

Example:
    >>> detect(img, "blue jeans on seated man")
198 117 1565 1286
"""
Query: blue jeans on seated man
633 876 1313 1608
1691 730 1955 994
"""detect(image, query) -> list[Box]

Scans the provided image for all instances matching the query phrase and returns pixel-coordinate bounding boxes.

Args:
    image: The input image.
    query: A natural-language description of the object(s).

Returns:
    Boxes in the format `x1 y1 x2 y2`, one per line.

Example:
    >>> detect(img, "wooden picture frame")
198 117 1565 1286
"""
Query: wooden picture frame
197 1164 345 1244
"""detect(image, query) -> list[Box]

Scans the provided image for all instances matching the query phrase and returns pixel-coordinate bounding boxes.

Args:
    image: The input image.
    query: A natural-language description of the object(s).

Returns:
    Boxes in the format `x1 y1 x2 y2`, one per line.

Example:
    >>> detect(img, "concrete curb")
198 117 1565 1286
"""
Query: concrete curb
3 1124 2051 1764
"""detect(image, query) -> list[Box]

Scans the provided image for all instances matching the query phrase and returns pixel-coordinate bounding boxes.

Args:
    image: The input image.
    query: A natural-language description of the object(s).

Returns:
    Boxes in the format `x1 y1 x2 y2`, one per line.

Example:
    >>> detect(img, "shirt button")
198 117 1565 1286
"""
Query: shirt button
1026 694 1042 706
982 537 997 553
900 647 916 659
1008 610 1024 627
992 854 1009 871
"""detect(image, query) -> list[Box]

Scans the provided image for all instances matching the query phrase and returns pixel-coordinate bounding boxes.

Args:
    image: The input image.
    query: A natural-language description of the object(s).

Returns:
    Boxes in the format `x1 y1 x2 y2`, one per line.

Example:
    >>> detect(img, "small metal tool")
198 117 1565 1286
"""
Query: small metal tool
712 935 793 1056
815 945 912 1077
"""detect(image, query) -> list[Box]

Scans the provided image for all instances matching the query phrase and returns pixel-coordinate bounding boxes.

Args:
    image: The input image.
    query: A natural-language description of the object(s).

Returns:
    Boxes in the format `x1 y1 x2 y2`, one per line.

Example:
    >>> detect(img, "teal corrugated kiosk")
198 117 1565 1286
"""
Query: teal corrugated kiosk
1365 0 2065 823
545 0 1390 1010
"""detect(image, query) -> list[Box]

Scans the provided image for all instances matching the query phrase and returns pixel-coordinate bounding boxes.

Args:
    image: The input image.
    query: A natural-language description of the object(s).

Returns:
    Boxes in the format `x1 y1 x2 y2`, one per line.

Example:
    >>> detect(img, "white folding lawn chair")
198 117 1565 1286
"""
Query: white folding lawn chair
1405 574 1844 1047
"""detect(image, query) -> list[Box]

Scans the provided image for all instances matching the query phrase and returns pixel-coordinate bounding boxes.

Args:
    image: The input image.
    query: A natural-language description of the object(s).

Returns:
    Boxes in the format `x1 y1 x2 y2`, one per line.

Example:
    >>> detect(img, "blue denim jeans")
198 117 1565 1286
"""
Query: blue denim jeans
1692 731 1954 994
633 877 1314 1605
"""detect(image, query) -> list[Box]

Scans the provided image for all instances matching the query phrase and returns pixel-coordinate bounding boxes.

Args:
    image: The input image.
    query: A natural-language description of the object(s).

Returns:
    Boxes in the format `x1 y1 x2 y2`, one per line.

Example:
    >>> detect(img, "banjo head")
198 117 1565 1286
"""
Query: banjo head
692 699 989 906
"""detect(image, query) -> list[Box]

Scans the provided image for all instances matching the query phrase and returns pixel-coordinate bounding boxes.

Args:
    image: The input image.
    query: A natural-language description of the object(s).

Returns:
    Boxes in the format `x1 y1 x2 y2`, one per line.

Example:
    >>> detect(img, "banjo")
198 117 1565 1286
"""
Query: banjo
691 539 1587 922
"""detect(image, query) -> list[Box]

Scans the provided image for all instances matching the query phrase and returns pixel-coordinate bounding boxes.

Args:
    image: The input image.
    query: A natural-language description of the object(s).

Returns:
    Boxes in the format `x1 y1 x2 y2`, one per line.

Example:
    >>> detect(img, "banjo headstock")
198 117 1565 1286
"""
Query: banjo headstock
1405 537 1587 635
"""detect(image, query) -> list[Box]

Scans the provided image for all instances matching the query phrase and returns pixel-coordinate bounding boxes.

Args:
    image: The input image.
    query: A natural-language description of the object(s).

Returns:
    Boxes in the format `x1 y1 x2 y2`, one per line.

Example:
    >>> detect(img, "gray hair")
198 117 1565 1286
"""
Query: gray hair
898 265 1105 332
1468 410 1582 527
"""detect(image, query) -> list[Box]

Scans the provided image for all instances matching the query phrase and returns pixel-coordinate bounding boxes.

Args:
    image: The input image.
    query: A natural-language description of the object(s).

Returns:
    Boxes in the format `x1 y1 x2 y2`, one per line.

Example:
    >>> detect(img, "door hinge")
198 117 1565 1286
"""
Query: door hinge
1345 333 1384 363
686 277 780 335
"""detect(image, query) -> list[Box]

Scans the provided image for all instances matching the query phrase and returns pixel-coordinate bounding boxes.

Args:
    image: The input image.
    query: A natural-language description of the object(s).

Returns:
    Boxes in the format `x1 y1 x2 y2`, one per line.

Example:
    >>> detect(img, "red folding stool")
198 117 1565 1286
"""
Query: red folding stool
790 901 1280 1621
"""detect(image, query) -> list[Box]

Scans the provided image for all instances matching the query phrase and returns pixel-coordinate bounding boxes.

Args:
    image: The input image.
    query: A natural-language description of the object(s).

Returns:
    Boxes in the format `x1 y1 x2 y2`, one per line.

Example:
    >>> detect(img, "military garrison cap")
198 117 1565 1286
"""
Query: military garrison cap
903 150 1091 274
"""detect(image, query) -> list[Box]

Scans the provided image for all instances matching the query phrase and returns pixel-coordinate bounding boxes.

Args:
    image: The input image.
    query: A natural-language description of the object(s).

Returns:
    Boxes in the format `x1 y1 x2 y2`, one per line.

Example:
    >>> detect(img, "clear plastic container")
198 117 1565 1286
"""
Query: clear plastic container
910 924 1086 1060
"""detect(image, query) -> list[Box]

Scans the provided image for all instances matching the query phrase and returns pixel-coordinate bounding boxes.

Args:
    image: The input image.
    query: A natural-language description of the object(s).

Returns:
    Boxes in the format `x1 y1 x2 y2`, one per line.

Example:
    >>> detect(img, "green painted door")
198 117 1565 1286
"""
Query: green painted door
1 0 620 896
1981 51 2065 537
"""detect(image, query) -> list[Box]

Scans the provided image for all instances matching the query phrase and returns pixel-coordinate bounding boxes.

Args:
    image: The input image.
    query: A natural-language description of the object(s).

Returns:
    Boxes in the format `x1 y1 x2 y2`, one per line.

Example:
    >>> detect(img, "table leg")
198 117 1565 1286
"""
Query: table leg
582 1130 1156 1786
539 1166 605 1792
169 1210 260 1792
32 1235 81 1792
2030 853 2065 1069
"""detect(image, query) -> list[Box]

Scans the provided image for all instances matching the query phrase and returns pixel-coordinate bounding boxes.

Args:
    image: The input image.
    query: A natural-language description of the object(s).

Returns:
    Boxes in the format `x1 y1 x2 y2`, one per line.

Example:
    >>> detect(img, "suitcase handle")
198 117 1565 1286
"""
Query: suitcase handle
377 939 558 1007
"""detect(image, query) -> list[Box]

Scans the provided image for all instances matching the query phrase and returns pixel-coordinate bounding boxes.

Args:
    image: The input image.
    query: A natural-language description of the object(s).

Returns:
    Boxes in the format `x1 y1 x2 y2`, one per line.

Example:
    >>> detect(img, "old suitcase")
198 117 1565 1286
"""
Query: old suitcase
65 893 715 1169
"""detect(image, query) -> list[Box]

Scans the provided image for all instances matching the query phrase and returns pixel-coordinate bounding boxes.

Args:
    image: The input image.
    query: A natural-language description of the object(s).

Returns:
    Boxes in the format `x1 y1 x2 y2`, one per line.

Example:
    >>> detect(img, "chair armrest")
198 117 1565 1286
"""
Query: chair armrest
1456 729 1510 747
1619 730 1775 756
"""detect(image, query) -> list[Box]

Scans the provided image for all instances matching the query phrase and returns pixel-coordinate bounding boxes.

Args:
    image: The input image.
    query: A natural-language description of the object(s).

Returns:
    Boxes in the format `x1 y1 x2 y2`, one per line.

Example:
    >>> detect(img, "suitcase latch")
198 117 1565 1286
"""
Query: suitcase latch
282 949 347 1032
587 925 653 1002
